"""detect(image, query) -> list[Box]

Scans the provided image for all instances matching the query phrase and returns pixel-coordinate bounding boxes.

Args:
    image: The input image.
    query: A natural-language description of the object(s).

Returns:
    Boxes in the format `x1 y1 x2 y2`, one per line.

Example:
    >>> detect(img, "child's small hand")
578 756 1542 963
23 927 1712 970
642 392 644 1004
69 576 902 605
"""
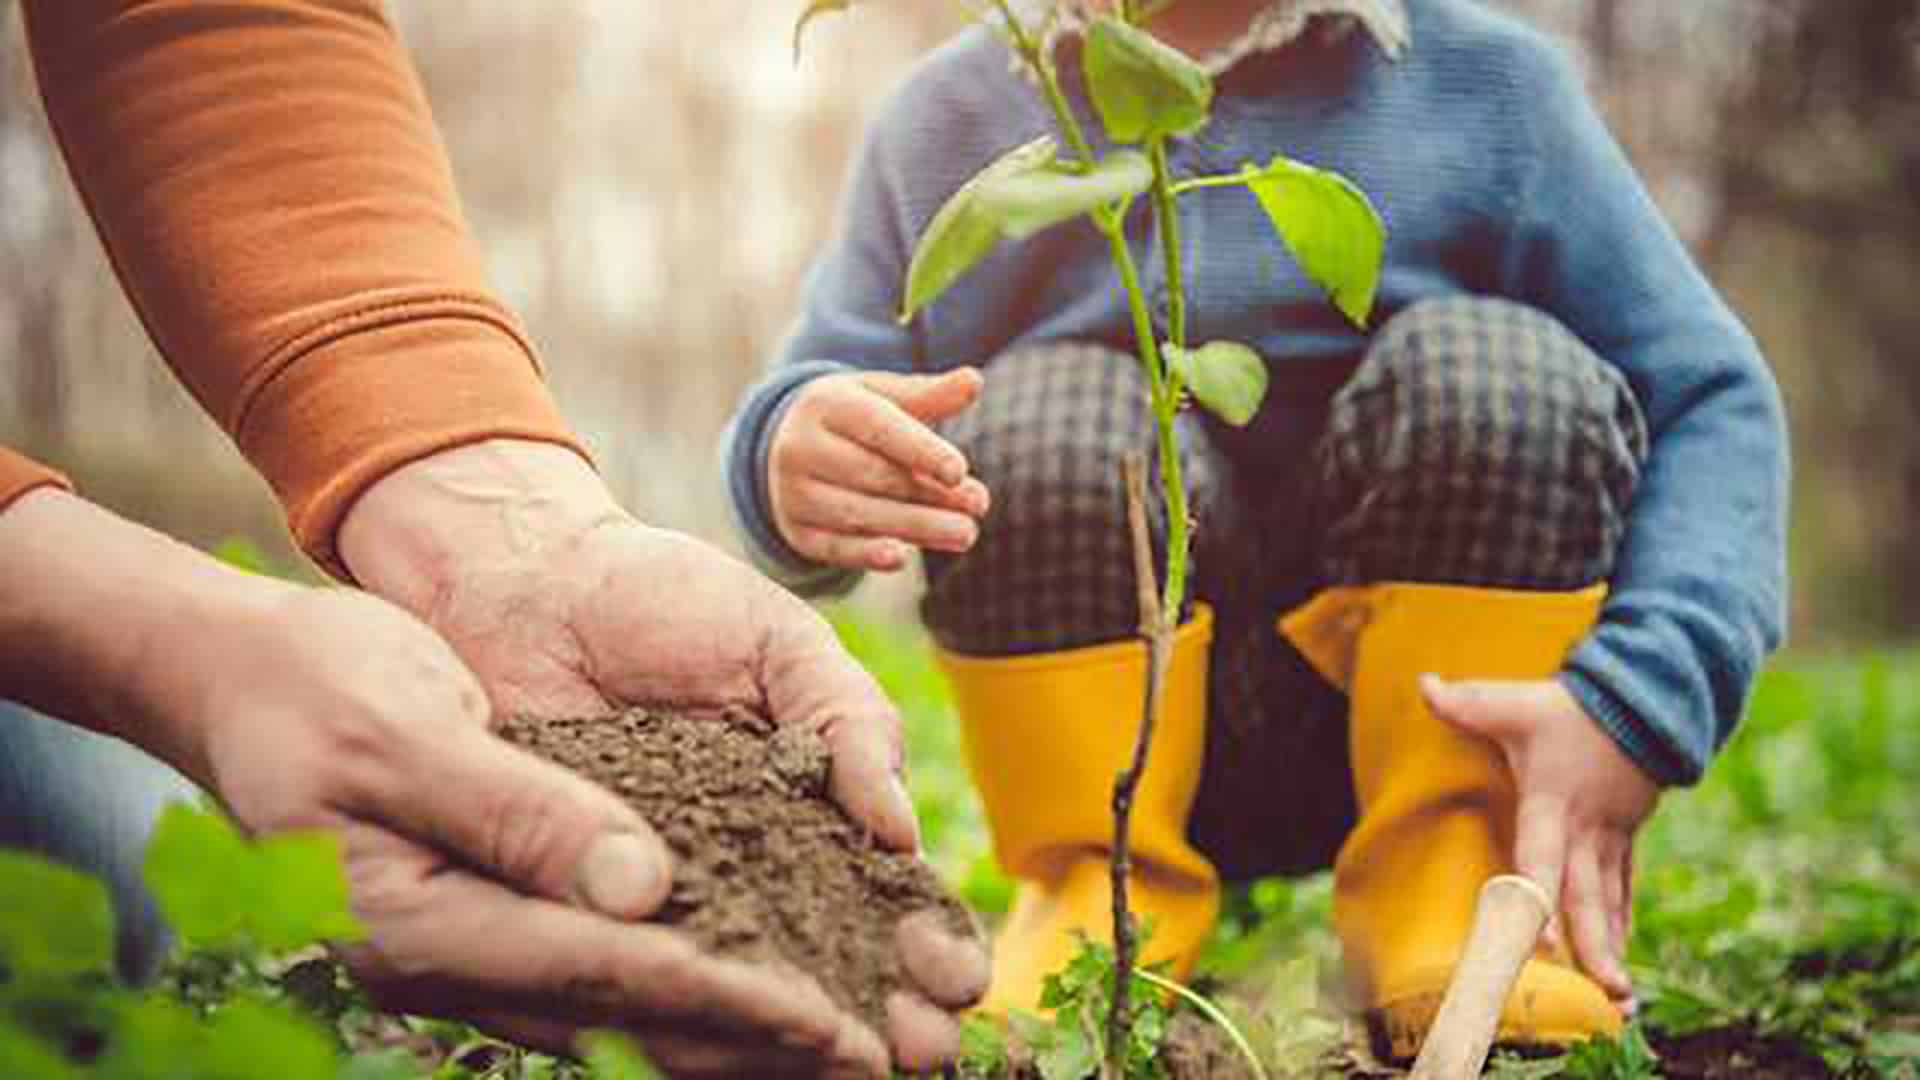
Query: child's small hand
768 368 991 572
1420 675 1660 1012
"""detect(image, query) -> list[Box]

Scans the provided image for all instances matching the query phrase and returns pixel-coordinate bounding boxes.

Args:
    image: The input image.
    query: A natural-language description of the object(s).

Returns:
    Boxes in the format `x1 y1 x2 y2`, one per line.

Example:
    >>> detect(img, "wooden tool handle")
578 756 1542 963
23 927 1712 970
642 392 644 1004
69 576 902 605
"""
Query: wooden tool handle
1409 874 1554 1080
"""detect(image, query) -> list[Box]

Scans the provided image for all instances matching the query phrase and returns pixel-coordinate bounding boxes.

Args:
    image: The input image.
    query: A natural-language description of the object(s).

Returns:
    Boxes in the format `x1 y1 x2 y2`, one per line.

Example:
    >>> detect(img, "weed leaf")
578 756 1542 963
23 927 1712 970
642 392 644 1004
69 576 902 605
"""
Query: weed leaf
0 851 114 978
144 802 364 955
1083 15 1213 144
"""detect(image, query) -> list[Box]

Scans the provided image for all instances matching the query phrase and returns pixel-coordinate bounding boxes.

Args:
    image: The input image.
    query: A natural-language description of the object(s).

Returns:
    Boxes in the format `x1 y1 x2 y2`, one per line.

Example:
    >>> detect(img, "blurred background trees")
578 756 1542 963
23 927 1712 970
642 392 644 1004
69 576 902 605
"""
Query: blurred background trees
0 1 1914 644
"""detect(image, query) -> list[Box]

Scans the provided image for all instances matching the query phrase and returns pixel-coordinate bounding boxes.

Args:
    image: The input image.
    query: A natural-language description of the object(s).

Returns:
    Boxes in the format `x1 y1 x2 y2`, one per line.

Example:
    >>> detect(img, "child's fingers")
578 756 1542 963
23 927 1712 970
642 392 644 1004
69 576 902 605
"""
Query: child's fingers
786 480 980 554
786 526 909 573
807 433 989 517
825 390 968 487
861 367 984 425
1564 839 1632 1003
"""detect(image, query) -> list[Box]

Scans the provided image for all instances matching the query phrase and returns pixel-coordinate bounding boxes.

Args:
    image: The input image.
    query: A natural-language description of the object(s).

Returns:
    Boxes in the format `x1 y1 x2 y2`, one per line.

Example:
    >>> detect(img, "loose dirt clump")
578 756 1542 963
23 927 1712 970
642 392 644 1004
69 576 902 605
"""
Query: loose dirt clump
496 708 973 1033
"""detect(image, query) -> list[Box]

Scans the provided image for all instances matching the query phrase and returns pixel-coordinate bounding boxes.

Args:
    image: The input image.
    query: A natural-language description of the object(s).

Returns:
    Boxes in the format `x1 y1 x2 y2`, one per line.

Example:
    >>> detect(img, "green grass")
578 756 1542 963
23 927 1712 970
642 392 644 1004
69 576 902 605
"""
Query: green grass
830 608 1920 1077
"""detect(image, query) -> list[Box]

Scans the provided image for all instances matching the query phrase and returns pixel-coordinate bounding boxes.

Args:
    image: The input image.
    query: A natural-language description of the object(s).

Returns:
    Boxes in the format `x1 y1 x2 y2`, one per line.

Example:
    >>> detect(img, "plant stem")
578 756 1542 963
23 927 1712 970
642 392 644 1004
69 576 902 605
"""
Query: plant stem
1110 455 1169 1067
1170 167 1258 197
1146 135 1192 619
997 7 1200 1070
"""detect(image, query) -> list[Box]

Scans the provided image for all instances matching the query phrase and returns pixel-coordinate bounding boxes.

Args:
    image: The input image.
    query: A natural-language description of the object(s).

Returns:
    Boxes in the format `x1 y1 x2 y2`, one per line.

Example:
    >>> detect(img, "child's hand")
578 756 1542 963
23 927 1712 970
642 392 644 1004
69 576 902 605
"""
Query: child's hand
1420 675 1660 1012
768 368 991 572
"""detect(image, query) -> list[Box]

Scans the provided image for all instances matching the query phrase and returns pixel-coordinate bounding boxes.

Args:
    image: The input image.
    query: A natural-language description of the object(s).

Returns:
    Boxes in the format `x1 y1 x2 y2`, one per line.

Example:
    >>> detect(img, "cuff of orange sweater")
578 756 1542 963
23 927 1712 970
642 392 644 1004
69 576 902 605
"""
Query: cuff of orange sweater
232 311 589 581
0 447 73 516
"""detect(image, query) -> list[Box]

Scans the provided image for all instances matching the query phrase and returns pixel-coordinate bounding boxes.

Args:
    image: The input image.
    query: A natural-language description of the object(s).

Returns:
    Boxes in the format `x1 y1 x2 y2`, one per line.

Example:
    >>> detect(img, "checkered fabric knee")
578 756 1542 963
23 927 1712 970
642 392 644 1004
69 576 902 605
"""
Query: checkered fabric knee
921 342 1230 656
1317 297 1650 590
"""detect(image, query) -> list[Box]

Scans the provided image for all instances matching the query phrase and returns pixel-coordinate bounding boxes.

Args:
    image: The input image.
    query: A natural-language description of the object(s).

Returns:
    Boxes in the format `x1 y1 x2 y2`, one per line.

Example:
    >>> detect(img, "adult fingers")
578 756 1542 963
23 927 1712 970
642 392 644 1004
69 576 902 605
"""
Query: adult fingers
348 861 880 1072
756 592 919 853
784 480 979 553
1564 837 1632 1003
862 367 984 426
823 388 968 486
895 910 990 1009
636 1028 882 1079
362 721 673 921
886 992 963 1073
804 433 990 517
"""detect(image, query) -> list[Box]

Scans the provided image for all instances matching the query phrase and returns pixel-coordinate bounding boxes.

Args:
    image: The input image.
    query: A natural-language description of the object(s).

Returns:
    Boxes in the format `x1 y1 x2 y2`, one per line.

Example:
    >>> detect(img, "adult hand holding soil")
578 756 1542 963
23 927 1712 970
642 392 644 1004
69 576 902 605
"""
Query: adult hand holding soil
768 368 991 572
0 488 865 1072
338 438 988 1074
1421 675 1659 1012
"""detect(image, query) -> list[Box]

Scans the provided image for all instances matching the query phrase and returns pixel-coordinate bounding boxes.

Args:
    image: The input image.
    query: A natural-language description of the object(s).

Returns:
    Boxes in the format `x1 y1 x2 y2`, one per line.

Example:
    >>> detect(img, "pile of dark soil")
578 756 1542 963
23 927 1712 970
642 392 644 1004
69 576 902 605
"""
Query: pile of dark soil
496 707 972 1033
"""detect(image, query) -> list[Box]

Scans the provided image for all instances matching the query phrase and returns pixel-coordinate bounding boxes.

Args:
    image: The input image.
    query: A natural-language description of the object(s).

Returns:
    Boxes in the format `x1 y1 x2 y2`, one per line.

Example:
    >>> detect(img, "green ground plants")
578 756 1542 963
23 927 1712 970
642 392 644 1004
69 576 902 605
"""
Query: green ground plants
1 610 1917 1077
0 802 662 1079
836 608 1920 1077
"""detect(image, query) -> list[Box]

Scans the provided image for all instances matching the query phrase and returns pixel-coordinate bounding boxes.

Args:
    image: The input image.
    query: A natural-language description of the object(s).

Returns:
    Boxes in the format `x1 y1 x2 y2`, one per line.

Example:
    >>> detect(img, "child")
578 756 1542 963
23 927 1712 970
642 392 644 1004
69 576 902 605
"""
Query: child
722 0 1787 1057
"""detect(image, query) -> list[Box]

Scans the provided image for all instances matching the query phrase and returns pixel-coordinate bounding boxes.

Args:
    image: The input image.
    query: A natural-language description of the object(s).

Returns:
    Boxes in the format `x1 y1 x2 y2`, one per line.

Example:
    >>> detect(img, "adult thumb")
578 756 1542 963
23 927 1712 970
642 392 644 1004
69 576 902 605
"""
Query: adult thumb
386 724 676 921
863 368 984 424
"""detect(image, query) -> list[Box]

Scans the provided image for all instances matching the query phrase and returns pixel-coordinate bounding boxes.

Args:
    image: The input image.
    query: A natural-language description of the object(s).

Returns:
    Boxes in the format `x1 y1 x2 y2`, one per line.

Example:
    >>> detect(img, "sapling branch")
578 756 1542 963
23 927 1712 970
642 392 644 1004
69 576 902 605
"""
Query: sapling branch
1111 451 1171 1063
796 3 1384 1071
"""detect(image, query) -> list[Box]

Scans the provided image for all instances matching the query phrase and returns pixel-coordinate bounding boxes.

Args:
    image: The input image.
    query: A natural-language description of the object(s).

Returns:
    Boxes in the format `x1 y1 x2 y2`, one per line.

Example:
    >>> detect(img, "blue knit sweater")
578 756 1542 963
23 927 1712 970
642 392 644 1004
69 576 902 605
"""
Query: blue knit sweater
721 0 1789 787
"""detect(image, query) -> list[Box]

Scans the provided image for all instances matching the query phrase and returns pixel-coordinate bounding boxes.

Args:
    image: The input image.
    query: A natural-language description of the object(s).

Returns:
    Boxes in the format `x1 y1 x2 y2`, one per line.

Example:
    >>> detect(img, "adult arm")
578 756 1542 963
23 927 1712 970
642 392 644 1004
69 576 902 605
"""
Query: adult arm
0 478 898 1073
21 2 983 1070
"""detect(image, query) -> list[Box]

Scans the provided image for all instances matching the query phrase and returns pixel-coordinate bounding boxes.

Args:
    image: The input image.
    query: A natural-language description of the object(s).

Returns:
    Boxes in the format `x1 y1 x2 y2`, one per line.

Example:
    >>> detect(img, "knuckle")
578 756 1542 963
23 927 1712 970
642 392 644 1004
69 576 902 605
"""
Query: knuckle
481 775 584 896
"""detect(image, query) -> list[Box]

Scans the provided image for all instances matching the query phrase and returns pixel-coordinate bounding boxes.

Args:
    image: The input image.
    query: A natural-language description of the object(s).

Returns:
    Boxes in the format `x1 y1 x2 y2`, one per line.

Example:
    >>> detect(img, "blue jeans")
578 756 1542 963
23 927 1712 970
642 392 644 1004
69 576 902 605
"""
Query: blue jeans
0 701 198 981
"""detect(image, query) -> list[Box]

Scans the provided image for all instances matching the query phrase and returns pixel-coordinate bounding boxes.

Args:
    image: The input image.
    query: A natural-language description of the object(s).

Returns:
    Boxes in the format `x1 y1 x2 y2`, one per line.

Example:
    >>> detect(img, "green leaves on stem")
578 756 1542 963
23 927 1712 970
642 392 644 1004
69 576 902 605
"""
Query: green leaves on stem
1237 155 1386 327
1084 15 1213 144
901 137 1152 321
1166 341 1268 427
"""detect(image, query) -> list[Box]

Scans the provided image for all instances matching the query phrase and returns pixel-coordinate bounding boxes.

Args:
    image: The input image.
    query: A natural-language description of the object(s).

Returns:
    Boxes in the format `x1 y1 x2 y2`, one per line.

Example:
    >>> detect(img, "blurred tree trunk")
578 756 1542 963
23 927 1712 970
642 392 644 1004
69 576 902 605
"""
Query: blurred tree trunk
1707 0 1920 634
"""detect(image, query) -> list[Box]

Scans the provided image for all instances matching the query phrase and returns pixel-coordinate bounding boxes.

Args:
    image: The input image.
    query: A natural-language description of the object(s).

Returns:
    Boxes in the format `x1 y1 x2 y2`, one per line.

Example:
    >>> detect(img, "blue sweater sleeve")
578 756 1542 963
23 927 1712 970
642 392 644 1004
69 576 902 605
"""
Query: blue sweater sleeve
1502 44 1790 785
719 86 929 597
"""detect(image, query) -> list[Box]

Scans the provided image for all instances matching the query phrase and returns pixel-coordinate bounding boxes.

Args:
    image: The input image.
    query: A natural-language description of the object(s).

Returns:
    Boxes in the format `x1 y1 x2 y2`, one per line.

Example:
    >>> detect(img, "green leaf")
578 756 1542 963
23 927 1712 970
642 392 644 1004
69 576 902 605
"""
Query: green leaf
199 999 337 1080
250 833 364 952
144 802 253 948
0 850 115 978
143 803 364 954
581 1030 665 1079
1167 341 1269 427
0 1022 81 1080
1240 155 1386 327
1083 15 1213 144
1035 1021 1100 1080
902 138 1150 321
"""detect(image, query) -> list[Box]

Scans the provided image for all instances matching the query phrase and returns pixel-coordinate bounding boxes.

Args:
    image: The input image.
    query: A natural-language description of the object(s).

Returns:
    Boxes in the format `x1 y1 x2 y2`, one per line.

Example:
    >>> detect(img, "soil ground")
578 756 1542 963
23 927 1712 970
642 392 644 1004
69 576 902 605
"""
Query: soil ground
496 707 974 1034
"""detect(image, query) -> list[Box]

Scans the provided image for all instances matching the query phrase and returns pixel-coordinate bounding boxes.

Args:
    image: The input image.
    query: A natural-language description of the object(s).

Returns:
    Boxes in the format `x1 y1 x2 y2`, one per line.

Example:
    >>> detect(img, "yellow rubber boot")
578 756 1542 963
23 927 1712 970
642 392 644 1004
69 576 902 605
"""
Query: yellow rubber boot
1281 583 1624 1059
936 609 1220 1016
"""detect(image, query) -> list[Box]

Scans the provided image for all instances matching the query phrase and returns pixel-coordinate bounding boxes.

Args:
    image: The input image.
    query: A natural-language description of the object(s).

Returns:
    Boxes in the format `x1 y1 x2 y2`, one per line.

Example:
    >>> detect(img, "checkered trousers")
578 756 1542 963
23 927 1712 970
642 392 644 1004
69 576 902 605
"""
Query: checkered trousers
920 297 1649 879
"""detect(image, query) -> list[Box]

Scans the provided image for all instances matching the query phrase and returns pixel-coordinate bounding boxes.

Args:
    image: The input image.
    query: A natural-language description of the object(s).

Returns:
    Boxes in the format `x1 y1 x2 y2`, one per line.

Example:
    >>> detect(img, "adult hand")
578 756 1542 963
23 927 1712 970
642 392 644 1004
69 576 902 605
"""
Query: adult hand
1 490 893 1073
768 368 990 572
338 438 988 1074
1420 675 1658 1010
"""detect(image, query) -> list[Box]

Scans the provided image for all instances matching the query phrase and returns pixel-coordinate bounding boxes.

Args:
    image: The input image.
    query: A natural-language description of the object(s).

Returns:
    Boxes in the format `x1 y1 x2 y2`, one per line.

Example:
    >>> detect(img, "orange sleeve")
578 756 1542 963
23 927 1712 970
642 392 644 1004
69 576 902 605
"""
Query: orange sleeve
21 0 589 578
0 447 72 515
